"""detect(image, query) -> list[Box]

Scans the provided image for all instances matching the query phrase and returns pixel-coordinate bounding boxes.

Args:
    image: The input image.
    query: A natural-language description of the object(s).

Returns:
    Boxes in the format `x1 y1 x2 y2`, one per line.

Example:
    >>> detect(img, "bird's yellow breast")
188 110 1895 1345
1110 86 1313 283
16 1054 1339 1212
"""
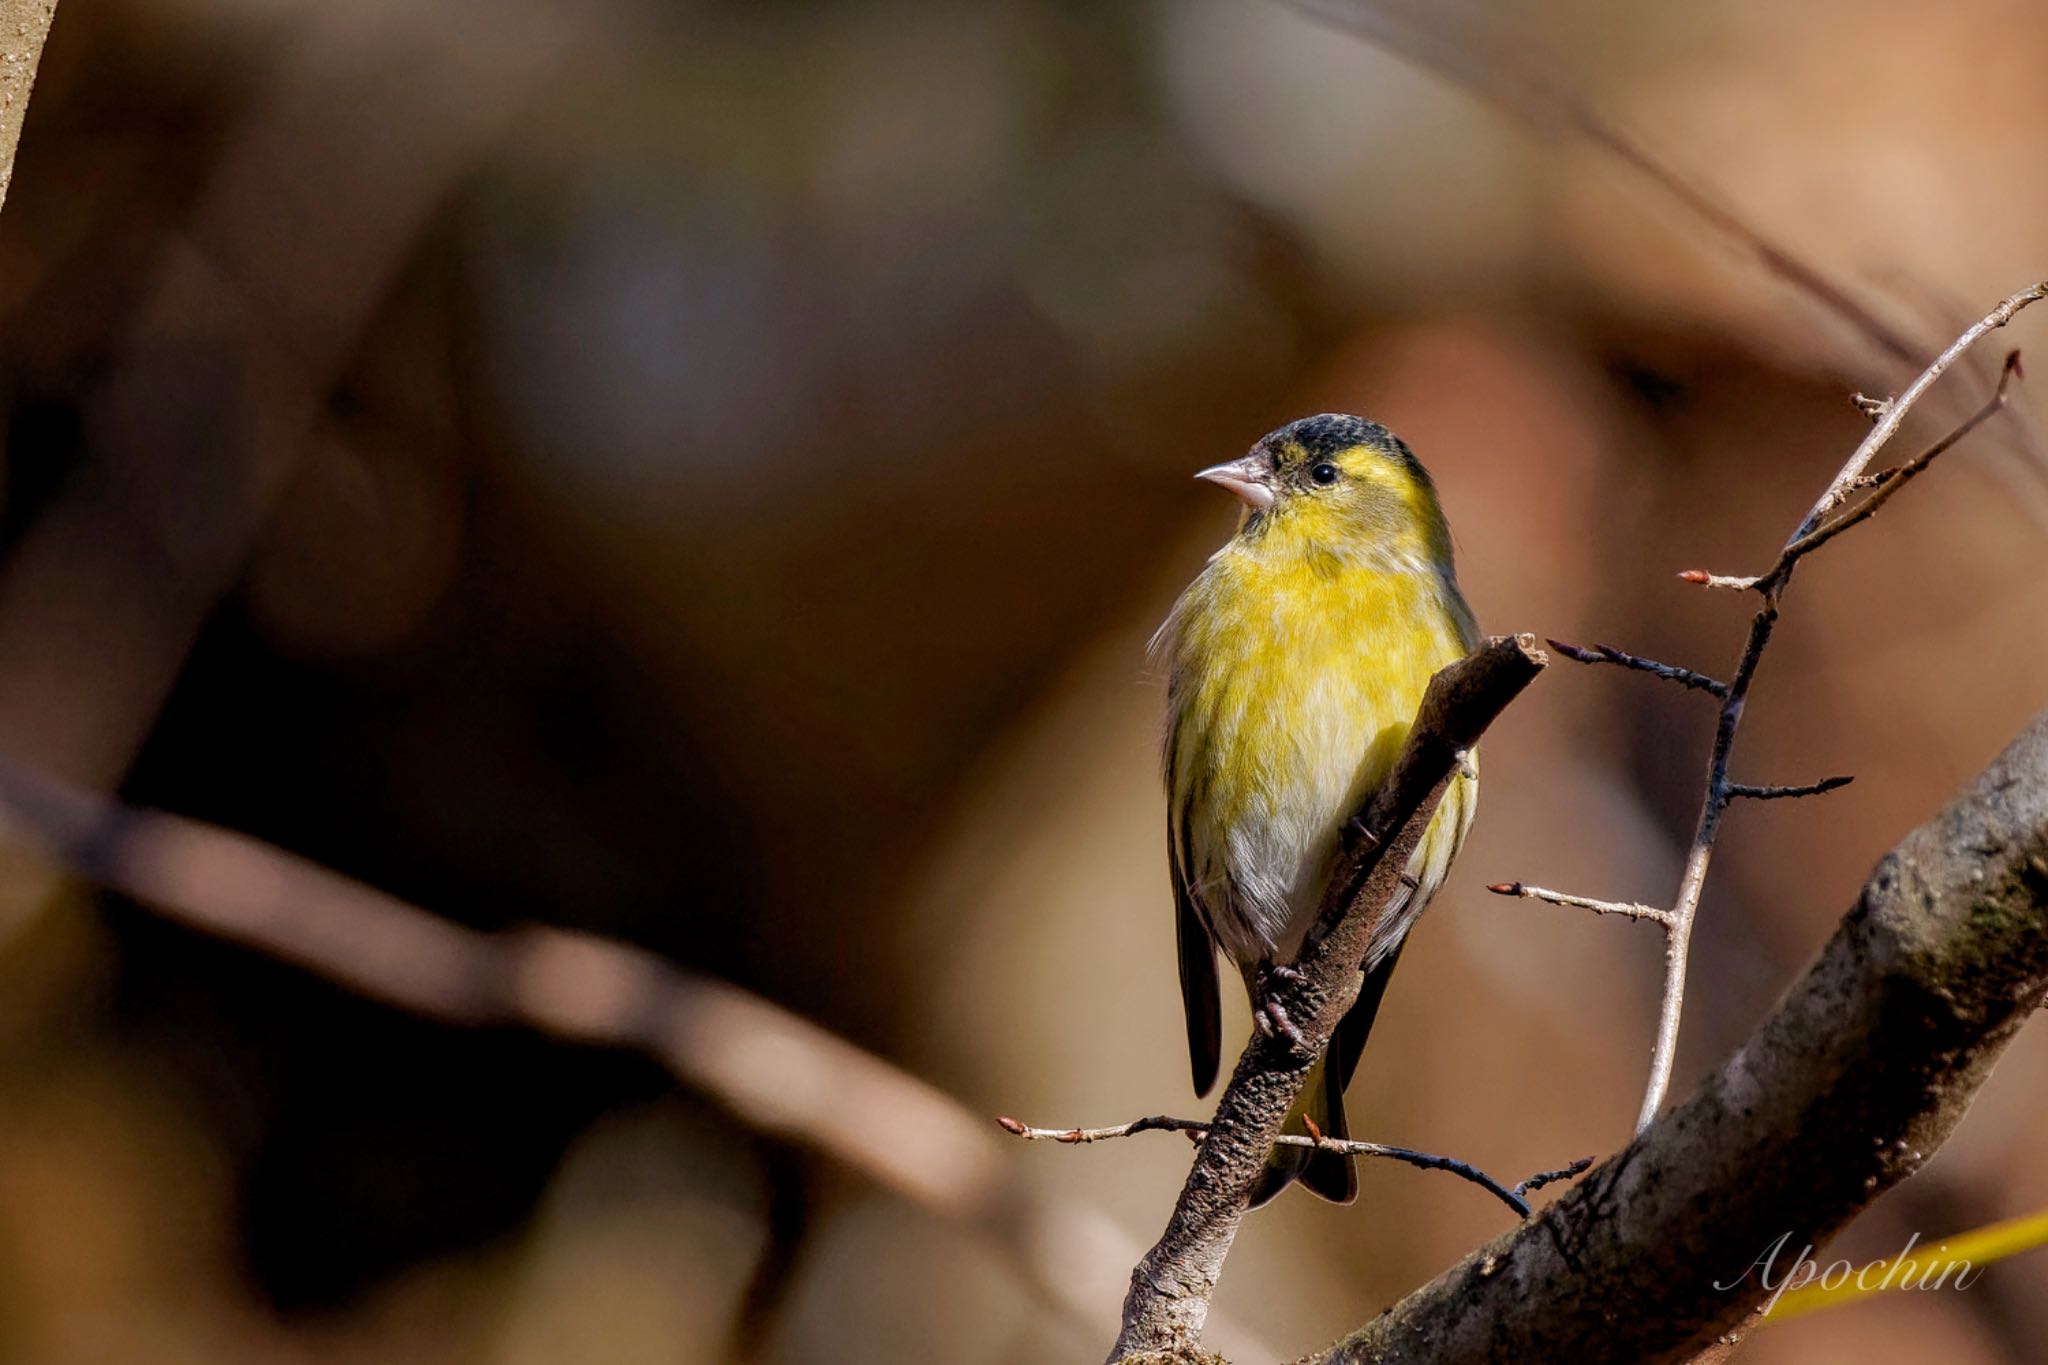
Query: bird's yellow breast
1164 537 1476 965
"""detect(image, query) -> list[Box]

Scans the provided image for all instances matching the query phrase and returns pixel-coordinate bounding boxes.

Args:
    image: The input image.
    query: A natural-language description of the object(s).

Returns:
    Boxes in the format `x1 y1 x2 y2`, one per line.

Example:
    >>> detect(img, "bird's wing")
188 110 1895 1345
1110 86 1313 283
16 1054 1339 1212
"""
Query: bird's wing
1168 749 1223 1097
1172 849 1223 1097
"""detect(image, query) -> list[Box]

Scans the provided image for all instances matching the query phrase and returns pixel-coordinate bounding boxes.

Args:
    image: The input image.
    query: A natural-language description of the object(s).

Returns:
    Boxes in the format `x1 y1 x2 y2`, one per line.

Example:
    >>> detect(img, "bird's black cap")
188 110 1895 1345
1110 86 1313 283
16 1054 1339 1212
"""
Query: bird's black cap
1263 413 1420 471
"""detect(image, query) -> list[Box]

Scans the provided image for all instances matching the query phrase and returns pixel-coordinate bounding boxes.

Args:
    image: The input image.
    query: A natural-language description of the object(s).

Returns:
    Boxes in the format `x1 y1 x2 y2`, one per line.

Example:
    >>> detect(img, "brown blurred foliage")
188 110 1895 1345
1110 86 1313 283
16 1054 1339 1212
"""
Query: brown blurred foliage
0 0 2045 1361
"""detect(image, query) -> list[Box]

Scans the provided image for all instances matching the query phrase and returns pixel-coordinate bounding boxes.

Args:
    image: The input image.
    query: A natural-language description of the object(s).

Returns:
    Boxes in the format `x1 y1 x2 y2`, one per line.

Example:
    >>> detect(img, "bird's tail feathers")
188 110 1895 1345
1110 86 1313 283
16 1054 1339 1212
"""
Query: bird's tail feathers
1249 1049 1356 1206
1246 942 1407 1207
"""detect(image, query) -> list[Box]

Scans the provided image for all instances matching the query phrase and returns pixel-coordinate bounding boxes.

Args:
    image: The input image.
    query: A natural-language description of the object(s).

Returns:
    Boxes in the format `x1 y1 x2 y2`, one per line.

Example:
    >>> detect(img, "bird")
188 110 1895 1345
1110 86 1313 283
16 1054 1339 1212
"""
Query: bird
1153 412 1479 1205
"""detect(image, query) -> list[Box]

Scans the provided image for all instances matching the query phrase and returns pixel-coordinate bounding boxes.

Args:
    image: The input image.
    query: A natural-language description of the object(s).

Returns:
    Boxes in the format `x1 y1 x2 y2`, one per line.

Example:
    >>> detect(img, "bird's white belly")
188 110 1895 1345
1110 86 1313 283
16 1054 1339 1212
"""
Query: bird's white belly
1197 696 1389 966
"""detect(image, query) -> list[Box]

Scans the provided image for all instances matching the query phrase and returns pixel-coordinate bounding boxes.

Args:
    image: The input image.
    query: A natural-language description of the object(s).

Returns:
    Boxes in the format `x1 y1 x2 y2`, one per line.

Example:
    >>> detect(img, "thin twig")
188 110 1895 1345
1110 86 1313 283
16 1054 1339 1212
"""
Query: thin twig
1769 351 2023 578
1632 286 2043 1134
1694 350 2027 592
1796 288 2044 536
1512 1157 1596 1199
1726 776 1854 801
1485 881 1674 927
1845 466 1900 493
1546 640 1728 698
998 1114 1589 1218
1676 569 1765 590
1513 285 2043 1141
998 1115 1195 1145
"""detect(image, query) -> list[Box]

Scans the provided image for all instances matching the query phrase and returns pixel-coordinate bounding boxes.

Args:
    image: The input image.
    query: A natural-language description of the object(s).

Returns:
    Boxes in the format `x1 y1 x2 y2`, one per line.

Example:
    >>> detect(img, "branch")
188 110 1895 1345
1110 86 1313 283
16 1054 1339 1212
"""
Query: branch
1280 0 1925 368
1107 634 1546 1362
1302 702 2048 1363
997 1114 1590 1218
1792 292 2040 537
1486 881 1674 928
1630 287 2041 1133
1518 284 2043 1138
1692 348 2027 593
0 750 1260 1356
0 0 60 213
1545 641 1728 698
1725 777 1853 802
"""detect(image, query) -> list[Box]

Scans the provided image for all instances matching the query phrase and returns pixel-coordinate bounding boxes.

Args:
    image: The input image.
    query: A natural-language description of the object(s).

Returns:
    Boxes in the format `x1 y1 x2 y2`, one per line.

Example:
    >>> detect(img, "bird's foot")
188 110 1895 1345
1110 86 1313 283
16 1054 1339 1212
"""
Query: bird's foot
1253 961 1311 1057
1257 998 1309 1055
1346 814 1379 850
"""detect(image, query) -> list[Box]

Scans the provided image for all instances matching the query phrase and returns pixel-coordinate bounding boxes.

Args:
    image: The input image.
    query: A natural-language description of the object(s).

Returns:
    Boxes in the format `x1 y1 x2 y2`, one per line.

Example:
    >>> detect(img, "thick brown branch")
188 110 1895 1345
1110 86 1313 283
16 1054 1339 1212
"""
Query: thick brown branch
1107 635 1546 1363
0 0 59 213
1302 705 2048 1364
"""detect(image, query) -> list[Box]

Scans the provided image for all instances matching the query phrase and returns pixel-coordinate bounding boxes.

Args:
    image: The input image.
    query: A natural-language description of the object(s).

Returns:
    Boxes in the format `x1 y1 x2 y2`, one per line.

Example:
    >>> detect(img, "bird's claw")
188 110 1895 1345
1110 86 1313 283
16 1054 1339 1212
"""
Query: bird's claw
1254 961 1312 1057
1261 1002 1310 1055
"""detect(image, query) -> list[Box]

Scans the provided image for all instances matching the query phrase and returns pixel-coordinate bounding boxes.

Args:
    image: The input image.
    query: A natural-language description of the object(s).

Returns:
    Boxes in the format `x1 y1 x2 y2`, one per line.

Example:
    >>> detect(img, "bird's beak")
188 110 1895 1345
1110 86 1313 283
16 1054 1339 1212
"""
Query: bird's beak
1194 456 1275 510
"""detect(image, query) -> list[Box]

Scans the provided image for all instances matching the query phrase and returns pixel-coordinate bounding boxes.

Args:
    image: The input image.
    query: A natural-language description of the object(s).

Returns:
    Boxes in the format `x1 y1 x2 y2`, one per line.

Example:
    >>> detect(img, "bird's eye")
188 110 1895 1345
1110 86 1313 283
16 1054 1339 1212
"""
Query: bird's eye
1309 462 1340 485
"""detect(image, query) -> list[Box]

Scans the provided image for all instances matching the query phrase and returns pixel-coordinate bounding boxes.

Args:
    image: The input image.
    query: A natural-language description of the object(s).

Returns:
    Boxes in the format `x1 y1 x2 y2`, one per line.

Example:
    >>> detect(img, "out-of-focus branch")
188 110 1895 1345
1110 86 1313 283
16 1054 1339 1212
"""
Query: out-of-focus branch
1281 0 1923 368
0 750 1279 1360
0 0 590 795
996 1113 1589 1219
0 0 59 213
1303 703 2048 1364
1106 635 1546 1364
0 0 592 958
1536 282 2044 1138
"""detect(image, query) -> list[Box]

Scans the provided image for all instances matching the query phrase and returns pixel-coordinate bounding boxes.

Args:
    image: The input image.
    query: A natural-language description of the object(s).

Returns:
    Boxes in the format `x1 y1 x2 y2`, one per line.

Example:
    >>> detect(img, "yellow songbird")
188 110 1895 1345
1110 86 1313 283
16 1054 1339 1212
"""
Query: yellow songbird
1154 413 1479 1204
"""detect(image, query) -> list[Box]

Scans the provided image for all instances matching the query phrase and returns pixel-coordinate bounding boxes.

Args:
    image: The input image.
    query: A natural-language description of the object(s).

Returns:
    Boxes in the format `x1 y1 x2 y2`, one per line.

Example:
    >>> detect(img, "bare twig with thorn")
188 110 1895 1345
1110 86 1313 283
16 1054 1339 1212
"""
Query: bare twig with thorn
1727 776 1854 801
1511 282 2045 1139
1690 351 2027 593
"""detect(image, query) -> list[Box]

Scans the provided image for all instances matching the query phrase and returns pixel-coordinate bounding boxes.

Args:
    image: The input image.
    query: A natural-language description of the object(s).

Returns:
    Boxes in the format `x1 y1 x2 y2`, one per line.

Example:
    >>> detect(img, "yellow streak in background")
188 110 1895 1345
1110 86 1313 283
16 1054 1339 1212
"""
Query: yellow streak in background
1765 1206 2048 1322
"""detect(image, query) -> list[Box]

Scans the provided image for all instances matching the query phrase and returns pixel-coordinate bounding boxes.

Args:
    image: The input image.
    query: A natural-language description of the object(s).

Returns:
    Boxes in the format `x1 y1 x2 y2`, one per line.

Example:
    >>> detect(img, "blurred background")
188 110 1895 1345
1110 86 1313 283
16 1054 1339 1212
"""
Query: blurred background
0 0 2045 1360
